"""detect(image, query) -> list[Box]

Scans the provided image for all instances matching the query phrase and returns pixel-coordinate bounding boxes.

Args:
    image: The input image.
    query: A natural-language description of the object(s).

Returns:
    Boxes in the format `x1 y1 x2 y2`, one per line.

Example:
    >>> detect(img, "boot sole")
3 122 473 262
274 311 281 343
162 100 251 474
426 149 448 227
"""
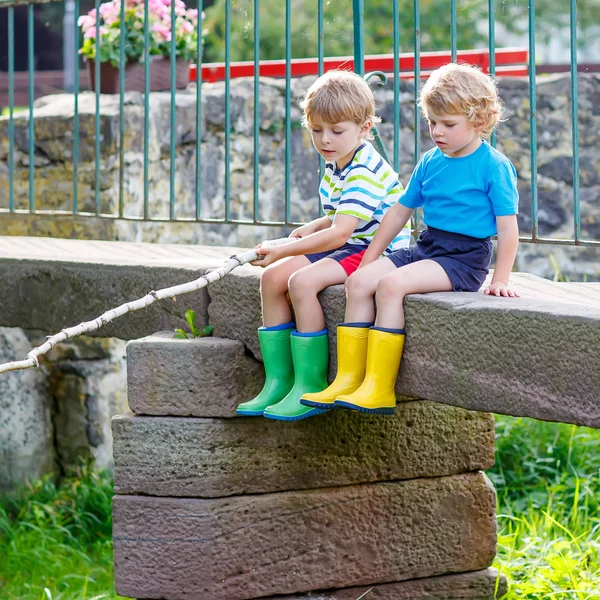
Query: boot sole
235 409 266 416
263 408 327 421
300 398 336 409
333 401 396 415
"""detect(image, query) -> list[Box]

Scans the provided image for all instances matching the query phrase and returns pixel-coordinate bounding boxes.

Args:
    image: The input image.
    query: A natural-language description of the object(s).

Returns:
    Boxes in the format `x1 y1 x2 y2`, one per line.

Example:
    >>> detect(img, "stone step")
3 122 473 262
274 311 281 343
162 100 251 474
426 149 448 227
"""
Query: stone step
137 568 506 600
112 401 495 497
127 332 264 417
113 472 497 600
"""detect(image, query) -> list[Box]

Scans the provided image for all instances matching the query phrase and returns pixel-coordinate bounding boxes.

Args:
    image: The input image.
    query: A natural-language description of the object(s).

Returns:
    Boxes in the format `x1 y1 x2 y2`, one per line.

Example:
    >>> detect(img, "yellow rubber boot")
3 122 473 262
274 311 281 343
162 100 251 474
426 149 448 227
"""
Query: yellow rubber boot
334 328 405 415
300 324 369 409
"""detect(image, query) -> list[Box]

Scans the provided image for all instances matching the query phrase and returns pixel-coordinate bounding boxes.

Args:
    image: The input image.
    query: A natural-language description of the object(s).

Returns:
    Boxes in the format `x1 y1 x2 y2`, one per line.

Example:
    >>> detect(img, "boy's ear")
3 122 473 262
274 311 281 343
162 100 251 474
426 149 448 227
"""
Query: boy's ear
360 119 373 137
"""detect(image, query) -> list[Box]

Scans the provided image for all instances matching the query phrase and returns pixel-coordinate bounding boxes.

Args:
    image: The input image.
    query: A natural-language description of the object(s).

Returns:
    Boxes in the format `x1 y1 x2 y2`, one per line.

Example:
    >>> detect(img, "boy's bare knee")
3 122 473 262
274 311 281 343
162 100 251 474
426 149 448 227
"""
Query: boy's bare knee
288 271 313 301
261 266 288 294
376 274 404 300
345 271 367 297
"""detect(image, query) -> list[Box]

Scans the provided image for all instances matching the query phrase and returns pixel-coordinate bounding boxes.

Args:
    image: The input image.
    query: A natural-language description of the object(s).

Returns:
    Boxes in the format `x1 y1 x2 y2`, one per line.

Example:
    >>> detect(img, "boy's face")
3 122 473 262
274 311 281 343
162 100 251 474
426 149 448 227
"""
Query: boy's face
424 108 482 158
308 117 371 169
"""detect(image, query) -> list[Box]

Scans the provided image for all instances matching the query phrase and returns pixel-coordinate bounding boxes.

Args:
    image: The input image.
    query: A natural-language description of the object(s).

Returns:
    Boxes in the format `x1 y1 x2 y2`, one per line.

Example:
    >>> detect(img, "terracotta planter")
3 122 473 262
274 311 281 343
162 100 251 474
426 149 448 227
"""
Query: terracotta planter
87 57 190 93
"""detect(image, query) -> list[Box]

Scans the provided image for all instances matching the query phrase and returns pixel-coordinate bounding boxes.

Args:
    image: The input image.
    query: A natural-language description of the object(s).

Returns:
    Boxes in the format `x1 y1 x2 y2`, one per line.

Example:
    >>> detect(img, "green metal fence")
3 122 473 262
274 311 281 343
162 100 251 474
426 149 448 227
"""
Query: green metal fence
0 0 596 247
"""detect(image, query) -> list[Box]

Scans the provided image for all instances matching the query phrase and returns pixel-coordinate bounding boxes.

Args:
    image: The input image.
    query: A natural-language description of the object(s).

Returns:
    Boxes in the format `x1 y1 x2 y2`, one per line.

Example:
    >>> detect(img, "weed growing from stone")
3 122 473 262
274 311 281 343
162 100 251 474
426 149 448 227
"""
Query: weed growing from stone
173 309 214 339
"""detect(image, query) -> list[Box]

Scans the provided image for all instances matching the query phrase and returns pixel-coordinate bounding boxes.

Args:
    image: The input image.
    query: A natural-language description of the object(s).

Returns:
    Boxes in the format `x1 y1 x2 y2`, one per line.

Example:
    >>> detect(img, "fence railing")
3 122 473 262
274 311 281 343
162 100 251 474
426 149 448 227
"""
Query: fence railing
0 0 596 247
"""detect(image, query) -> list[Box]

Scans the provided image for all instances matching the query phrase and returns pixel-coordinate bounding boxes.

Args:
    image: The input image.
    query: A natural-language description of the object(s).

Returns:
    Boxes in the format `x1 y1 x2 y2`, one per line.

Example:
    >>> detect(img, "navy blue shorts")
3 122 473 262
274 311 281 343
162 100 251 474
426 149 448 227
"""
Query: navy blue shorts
305 243 367 276
387 227 493 292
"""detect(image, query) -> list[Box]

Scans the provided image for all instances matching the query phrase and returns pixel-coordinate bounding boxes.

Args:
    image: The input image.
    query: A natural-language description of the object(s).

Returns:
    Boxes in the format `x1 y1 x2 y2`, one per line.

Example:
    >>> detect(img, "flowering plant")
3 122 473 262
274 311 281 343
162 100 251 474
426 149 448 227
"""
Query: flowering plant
79 0 203 67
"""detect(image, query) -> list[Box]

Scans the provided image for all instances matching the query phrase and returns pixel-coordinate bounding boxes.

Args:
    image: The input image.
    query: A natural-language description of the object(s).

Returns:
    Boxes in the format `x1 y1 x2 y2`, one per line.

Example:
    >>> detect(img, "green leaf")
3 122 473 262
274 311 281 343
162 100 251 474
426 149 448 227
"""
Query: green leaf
198 325 214 338
185 310 196 332
173 329 188 339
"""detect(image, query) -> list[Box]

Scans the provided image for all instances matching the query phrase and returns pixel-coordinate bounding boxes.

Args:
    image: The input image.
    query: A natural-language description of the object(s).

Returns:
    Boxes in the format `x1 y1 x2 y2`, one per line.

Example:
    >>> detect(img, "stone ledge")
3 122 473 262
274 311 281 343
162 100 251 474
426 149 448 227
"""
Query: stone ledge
260 568 507 599
136 569 507 600
113 472 497 600
112 402 495 497
127 332 264 417
1 236 598 427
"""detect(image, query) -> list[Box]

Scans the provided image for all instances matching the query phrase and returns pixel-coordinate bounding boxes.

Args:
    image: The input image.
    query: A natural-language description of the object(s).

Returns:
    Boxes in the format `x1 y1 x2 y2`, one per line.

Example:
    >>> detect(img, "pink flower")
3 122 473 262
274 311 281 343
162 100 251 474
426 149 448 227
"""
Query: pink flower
152 22 172 41
179 19 193 34
77 14 96 32
99 2 120 26
84 25 109 39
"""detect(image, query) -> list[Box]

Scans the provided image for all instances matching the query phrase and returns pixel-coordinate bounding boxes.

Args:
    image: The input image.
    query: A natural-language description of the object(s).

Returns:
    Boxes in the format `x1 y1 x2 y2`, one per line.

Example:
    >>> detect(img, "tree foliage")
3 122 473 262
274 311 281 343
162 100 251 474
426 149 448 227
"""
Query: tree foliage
202 0 599 63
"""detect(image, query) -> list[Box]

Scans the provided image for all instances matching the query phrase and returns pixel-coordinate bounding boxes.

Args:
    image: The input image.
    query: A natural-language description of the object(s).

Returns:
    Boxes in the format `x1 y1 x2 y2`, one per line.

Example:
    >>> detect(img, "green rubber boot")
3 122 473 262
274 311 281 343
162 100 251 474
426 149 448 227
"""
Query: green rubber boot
236 325 295 416
263 330 329 421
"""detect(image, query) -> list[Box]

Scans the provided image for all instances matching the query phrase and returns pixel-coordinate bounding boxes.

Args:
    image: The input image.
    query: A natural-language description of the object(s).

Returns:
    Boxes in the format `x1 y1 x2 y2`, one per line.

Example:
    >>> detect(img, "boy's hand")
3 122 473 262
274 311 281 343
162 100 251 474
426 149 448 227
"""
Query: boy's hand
250 244 282 267
484 281 519 298
289 223 316 238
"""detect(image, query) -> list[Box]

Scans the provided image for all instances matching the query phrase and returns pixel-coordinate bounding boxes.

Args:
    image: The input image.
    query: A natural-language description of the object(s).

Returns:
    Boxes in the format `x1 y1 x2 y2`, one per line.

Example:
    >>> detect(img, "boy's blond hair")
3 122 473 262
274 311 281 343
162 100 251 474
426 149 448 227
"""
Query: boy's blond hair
300 70 381 138
419 62 503 137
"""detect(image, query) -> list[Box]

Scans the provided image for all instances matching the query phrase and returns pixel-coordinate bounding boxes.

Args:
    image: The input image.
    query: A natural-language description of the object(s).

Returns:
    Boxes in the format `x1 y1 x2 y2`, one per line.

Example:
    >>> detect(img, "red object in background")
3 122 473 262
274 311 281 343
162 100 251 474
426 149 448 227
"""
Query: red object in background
189 47 529 83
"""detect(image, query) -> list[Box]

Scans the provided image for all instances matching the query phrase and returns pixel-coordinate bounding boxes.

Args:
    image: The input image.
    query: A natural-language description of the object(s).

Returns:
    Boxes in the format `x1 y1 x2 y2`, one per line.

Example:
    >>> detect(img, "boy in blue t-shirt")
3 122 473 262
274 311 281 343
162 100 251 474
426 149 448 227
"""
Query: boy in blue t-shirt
301 62 520 414
235 70 411 421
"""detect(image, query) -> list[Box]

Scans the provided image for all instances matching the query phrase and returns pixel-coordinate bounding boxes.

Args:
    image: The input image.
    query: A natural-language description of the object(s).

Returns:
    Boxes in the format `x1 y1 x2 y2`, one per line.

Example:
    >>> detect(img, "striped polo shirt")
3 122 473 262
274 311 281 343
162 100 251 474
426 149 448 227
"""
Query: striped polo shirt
320 142 411 253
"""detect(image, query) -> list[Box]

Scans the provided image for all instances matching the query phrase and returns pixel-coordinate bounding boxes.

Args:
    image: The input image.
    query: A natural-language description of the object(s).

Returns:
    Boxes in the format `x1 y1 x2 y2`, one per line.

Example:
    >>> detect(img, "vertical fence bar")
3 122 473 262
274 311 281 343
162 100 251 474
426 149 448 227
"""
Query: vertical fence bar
528 0 538 241
569 0 580 243
317 0 325 197
253 0 260 222
118 0 126 217
284 0 291 223
143 0 150 219
413 0 420 165
392 0 400 172
27 4 35 212
352 0 364 76
195 2 203 220
413 0 421 234
73 0 80 214
488 0 496 147
224 0 231 221
169 0 177 220
450 0 457 62
94 0 101 214
8 6 15 212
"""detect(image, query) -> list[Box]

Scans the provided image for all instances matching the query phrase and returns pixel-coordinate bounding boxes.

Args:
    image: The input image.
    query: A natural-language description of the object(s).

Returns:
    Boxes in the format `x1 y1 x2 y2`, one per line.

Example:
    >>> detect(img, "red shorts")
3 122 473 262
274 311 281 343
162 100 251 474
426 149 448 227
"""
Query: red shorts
305 243 367 276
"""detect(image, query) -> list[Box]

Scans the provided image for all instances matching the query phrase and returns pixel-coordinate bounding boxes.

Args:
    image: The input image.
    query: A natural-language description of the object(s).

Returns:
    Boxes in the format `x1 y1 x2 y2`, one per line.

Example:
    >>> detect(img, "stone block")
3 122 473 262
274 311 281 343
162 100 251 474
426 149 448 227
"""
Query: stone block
267 568 507 599
398 289 600 428
113 472 497 600
0 259 209 340
112 401 495 497
0 327 56 491
208 265 263 360
127 332 264 417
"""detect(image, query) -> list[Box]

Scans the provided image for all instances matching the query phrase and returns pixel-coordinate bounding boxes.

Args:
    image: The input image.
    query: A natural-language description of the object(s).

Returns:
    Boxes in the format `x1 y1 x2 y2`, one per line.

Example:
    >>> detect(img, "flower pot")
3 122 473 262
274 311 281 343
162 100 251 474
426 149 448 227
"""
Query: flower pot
87 57 190 94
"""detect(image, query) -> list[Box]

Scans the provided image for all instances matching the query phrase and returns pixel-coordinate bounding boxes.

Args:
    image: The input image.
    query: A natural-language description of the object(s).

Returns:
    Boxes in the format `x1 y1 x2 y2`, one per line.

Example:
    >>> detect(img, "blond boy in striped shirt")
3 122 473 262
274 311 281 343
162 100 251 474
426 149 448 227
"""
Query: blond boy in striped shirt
236 70 410 421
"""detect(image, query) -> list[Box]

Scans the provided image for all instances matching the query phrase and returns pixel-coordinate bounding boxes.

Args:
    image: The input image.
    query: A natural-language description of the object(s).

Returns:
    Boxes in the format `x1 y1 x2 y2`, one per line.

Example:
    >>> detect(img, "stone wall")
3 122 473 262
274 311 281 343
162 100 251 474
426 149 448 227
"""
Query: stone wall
0 329 128 492
0 73 598 280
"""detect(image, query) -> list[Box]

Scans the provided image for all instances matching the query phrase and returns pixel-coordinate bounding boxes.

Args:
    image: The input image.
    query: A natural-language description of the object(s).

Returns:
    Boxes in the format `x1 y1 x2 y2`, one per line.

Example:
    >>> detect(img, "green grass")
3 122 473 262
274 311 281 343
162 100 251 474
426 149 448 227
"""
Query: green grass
0 463 125 600
490 416 600 599
1 419 599 600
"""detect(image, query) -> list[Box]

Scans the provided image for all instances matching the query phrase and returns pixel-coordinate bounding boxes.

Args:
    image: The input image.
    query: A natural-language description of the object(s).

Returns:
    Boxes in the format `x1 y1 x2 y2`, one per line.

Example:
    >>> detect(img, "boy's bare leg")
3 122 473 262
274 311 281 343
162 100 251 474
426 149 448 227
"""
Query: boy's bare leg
260 255 311 328
288 259 349 332
375 259 452 330
344 258 397 324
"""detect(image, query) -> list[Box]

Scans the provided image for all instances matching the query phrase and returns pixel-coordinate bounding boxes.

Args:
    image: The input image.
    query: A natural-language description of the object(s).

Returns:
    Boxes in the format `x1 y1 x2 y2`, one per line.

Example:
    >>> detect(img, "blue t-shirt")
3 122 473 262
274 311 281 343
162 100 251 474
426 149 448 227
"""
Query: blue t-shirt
399 141 519 238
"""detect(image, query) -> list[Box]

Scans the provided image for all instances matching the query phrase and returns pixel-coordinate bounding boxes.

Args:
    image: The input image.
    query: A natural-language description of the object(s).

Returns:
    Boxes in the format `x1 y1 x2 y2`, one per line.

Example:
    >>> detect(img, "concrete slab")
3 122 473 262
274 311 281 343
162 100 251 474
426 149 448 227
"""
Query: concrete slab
1 236 598 427
126 333 265 418
112 402 495 497
113 472 497 600
265 569 507 599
